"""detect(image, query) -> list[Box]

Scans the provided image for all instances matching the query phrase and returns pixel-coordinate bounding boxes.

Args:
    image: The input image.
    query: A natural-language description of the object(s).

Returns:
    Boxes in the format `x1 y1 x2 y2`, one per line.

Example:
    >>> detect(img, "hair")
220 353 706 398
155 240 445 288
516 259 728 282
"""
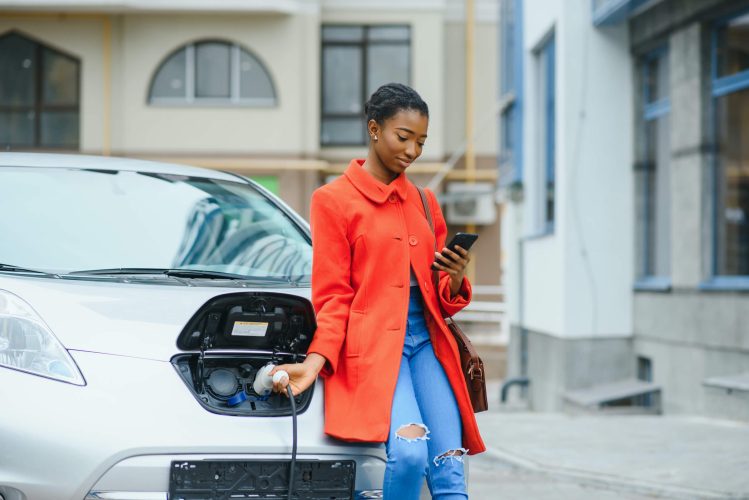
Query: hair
364 83 429 125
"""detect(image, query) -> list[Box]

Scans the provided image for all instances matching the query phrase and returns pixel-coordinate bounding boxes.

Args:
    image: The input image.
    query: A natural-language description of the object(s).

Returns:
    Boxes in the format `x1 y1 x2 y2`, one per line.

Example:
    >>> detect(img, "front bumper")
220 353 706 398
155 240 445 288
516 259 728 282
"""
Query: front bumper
0 351 385 500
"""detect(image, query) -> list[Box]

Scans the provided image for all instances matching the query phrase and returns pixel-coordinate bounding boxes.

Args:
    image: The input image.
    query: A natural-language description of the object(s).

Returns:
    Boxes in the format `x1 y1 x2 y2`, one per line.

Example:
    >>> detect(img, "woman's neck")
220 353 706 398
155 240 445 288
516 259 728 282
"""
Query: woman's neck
363 154 398 185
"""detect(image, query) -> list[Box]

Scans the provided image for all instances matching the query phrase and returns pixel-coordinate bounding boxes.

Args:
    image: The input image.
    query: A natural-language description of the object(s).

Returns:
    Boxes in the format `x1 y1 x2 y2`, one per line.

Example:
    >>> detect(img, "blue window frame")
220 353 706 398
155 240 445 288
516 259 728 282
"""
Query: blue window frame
499 0 523 187
635 47 671 288
592 0 655 27
706 12 749 288
535 33 555 233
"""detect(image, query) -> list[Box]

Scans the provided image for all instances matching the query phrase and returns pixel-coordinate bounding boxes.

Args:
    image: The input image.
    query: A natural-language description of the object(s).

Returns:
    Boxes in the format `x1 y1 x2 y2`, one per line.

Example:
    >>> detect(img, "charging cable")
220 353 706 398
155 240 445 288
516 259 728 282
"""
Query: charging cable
286 383 297 500
253 365 296 500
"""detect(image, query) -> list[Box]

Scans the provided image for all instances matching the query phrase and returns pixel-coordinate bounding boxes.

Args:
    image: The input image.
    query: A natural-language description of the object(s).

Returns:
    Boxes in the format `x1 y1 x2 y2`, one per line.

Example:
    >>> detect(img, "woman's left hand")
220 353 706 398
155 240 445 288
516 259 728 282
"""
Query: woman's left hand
433 245 470 297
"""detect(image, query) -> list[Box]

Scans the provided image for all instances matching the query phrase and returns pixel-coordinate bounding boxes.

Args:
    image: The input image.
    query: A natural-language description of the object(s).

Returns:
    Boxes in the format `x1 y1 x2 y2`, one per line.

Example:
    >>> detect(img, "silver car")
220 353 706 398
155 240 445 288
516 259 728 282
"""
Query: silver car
0 153 385 500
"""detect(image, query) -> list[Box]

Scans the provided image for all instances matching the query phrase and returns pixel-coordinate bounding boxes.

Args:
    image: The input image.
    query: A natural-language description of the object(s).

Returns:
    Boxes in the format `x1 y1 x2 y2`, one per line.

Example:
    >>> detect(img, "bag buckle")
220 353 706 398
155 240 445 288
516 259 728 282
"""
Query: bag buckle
468 362 483 381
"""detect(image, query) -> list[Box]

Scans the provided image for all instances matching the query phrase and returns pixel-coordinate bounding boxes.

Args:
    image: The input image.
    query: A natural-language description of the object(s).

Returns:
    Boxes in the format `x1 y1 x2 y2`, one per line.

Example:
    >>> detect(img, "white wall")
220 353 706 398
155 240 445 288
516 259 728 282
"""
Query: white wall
116 13 316 155
444 20 499 159
509 0 633 339
559 3 633 339
520 0 565 337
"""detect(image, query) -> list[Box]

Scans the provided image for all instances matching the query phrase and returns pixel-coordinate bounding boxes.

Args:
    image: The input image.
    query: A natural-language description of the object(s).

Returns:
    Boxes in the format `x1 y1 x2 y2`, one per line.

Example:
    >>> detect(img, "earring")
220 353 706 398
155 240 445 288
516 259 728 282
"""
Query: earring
374 135 378 141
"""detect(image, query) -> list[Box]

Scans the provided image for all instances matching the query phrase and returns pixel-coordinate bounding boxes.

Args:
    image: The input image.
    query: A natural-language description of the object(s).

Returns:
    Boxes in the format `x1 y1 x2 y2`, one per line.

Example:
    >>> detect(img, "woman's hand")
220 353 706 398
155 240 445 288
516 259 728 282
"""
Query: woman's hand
433 245 471 297
270 352 326 397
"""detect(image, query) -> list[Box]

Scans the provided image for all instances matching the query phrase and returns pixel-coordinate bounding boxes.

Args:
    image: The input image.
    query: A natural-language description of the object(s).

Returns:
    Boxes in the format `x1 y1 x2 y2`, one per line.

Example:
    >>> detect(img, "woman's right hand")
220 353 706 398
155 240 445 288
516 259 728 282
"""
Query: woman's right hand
270 352 326 397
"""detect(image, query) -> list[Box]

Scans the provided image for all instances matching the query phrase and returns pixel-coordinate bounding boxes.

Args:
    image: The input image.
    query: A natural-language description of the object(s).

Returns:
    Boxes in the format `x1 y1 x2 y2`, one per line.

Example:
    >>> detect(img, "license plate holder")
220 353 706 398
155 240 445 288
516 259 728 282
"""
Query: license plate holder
169 459 355 499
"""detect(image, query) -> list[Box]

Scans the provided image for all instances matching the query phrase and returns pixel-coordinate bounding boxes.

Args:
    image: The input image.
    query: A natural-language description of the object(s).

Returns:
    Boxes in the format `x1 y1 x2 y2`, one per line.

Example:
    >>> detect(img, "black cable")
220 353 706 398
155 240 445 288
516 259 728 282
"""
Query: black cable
286 384 297 500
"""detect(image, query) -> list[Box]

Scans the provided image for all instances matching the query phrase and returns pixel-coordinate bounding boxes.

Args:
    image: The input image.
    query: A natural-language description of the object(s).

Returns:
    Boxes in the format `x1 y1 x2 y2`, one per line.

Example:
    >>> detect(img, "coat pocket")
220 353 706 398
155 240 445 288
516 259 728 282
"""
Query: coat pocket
345 310 366 357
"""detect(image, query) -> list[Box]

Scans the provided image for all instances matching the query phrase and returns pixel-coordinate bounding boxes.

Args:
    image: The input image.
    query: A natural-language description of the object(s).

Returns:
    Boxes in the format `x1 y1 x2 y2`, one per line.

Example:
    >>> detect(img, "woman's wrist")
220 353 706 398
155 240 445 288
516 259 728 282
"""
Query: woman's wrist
449 275 464 297
304 352 327 374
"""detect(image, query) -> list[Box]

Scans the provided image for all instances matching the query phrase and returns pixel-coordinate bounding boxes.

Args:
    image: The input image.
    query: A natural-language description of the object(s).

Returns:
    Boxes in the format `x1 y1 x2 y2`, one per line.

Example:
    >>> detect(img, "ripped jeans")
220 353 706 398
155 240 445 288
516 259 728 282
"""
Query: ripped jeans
383 286 468 499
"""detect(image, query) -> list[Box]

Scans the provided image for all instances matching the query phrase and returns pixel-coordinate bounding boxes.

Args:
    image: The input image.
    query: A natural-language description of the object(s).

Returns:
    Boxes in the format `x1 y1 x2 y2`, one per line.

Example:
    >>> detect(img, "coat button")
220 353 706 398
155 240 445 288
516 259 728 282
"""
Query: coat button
389 195 397 203
409 235 418 246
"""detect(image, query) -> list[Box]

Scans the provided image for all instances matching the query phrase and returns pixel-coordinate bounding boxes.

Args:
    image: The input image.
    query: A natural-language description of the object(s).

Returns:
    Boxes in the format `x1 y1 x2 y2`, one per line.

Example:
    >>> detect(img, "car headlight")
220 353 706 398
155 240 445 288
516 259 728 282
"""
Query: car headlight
0 289 85 385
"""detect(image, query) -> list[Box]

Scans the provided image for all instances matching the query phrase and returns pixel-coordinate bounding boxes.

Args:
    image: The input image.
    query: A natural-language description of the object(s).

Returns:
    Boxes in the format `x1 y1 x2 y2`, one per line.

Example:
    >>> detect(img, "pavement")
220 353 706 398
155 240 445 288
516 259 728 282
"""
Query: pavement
468 381 749 499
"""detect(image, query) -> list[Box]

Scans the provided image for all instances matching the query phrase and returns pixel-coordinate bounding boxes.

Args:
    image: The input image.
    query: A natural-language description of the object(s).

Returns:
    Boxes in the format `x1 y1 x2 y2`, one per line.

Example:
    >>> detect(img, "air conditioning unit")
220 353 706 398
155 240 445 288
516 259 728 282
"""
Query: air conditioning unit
444 182 496 225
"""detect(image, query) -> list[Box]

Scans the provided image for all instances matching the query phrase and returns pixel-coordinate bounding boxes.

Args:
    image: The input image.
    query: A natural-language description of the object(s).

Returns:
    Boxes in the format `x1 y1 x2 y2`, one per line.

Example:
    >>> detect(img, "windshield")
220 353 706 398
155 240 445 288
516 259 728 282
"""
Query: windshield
0 167 312 283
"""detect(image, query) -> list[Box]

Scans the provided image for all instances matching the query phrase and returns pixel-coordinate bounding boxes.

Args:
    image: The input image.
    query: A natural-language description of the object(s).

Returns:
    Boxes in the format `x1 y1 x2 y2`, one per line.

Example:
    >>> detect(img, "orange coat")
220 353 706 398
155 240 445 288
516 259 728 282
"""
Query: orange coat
307 159 486 455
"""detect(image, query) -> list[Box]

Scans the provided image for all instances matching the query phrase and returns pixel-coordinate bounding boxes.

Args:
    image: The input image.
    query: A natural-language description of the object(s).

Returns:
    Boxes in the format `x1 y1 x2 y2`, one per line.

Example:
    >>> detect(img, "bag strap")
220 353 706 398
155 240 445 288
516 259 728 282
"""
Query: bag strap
417 187 449 318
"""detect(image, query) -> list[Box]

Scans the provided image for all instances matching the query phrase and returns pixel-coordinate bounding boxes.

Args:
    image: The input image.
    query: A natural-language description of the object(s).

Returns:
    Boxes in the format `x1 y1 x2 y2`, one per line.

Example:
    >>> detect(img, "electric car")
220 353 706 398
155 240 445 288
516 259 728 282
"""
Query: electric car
0 153 386 500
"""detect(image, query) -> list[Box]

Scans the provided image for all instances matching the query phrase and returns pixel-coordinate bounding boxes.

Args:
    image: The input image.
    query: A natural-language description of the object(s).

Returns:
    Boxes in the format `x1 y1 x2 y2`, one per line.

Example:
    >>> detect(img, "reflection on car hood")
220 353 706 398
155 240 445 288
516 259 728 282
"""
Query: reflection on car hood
0 275 311 361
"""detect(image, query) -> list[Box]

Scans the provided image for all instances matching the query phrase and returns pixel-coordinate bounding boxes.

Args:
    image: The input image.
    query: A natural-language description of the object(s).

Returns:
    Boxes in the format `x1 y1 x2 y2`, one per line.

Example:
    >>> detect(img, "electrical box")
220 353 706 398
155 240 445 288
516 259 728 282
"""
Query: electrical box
445 182 497 225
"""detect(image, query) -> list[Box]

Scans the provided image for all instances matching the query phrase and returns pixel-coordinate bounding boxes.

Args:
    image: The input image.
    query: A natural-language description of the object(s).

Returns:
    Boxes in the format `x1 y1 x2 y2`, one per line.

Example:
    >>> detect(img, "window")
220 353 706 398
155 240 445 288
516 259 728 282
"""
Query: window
636 48 671 282
535 33 555 233
149 40 276 106
712 14 749 278
499 0 523 186
321 25 410 146
0 31 80 149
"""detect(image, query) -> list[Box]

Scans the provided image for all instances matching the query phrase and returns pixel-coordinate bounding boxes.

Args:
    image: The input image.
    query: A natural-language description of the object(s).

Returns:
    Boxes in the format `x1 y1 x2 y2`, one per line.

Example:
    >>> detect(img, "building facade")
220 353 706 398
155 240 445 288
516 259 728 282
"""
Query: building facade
501 0 749 420
0 0 504 299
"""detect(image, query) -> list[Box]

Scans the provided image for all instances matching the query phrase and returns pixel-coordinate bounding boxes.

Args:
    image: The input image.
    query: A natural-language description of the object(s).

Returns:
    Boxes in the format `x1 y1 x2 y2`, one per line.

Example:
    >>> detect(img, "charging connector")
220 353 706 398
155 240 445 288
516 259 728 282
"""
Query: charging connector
287 384 297 500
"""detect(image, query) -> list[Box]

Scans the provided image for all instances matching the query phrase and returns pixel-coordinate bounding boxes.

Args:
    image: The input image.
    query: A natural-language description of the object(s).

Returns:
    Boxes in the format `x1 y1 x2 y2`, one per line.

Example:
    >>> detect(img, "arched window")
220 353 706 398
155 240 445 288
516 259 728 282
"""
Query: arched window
0 31 80 149
149 40 277 106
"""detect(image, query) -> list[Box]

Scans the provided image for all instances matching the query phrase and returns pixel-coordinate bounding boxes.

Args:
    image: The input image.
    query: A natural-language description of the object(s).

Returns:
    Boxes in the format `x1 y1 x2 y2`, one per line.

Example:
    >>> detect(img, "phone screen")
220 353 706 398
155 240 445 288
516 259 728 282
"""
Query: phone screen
432 232 478 270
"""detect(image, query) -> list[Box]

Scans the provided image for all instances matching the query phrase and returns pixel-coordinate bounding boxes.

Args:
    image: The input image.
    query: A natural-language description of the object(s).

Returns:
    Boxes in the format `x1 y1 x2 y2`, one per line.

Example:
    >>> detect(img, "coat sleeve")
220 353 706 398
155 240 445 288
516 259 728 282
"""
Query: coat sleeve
425 188 472 317
306 188 354 377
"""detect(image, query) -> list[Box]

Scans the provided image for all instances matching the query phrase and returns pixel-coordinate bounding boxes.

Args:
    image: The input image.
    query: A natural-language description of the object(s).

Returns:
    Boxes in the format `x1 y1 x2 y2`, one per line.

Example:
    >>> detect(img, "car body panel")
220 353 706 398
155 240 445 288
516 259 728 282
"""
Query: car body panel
0 274 310 361
0 154 384 500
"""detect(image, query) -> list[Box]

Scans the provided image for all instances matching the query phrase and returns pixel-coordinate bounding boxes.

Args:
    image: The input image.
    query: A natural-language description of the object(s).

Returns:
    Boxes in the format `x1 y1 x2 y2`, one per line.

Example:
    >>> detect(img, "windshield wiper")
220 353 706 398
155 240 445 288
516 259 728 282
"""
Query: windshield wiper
66 267 296 283
0 263 60 277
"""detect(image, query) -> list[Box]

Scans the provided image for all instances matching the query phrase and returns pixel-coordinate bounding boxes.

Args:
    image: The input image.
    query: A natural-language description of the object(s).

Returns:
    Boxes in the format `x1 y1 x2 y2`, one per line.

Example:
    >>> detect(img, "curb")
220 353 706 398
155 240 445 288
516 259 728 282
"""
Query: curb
482 445 749 500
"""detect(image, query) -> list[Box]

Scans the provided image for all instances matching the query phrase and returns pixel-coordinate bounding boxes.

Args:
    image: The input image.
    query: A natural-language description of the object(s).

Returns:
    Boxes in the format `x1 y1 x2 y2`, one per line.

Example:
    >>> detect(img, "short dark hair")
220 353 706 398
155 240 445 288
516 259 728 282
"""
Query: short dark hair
364 83 429 125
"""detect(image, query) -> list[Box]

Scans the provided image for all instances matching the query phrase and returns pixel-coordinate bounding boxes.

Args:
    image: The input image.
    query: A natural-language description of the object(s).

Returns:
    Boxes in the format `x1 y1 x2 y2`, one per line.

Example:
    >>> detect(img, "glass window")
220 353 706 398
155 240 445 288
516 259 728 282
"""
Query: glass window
500 0 515 95
368 26 410 42
712 14 749 277
149 41 276 106
535 34 555 233
150 49 187 99
499 0 523 187
716 13 749 78
715 89 749 276
322 47 362 114
637 49 671 279
0 33 36 107
321 26 364 42
42 48 78 106
0 32 80 150
0 168 312 283
321 24 410 146
367 45 410 97
195 42 231 98
637 117 671 276
239 50 275 100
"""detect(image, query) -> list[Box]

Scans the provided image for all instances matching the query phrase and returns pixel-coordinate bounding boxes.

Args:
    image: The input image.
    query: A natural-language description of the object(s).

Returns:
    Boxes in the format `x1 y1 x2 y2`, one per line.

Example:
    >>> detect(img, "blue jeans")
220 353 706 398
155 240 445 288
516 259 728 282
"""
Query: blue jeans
383 286 468 499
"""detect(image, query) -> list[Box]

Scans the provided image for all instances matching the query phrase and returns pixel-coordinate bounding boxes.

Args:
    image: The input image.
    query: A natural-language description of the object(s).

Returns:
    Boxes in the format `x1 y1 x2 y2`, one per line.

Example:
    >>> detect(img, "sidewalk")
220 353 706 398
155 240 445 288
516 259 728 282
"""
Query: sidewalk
475 403 749 499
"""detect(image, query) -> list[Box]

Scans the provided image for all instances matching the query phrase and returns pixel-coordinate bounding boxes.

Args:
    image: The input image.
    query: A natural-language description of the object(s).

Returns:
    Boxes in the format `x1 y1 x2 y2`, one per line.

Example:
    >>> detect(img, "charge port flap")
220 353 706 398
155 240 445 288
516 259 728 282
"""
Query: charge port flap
176 292 315 354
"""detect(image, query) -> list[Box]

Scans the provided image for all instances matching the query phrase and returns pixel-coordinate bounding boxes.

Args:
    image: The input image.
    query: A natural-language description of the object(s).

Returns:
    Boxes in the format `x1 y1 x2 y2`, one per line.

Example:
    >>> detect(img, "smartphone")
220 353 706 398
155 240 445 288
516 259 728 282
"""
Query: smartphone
432 232 478 270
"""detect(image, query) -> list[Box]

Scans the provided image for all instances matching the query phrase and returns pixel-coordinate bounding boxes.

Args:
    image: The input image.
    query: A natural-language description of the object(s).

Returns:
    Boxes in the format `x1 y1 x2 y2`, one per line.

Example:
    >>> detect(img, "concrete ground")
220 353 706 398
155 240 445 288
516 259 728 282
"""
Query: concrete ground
462 379 749 499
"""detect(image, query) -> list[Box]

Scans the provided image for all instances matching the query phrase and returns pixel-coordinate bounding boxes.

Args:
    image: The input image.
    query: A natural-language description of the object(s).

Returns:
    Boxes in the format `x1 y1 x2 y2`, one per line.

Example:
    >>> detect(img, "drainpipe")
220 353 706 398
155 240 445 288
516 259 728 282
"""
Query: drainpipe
501 199 530 403
102 15 112 156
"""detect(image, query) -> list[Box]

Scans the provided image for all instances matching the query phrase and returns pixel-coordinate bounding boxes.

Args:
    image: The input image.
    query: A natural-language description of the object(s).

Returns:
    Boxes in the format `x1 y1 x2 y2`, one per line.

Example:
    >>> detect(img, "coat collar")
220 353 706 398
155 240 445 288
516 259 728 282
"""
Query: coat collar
344 159 409 204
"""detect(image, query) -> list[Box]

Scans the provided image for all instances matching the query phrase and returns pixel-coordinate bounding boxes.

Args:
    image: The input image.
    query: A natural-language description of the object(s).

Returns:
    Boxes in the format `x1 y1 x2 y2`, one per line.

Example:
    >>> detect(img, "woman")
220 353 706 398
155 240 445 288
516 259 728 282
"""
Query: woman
271 83 485 498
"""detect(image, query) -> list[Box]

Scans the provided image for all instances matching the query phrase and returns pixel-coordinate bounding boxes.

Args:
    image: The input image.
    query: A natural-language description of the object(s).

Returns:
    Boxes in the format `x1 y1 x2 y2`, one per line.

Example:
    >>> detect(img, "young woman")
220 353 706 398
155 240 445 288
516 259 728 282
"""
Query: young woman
271 83 485 498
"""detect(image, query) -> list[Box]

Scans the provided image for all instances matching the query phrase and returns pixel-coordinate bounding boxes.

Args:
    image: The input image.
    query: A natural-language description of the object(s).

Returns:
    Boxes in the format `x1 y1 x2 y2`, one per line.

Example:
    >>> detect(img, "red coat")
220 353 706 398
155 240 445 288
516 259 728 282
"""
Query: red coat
307 159 486 455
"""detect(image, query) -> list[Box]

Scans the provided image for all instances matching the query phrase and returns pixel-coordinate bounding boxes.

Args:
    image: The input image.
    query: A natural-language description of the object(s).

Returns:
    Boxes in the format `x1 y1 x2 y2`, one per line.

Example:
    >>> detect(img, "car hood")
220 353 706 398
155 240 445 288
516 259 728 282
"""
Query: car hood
0 275 311 361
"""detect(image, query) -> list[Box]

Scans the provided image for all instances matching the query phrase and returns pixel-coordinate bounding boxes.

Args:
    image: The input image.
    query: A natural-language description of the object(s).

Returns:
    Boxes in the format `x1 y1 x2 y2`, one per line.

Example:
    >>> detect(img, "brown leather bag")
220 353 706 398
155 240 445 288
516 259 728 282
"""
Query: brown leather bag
417 187 489 413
